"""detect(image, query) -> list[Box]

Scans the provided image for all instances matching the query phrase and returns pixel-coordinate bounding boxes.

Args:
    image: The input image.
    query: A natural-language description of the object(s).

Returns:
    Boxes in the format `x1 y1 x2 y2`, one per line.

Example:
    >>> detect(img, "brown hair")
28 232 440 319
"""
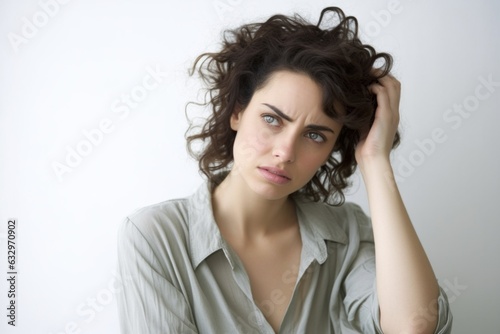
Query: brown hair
186 6 400 205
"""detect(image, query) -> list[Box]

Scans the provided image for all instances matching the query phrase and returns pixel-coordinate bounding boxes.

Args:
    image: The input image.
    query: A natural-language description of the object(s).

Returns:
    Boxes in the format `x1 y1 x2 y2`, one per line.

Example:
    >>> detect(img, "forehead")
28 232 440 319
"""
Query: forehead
253 70 321 111
257 70 320 96
251 70 342 126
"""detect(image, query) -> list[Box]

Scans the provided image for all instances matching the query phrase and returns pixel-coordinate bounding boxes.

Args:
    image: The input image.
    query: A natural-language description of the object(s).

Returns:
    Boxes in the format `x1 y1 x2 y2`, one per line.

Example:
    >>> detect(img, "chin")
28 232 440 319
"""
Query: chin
234 166 304 200
248 177 297 201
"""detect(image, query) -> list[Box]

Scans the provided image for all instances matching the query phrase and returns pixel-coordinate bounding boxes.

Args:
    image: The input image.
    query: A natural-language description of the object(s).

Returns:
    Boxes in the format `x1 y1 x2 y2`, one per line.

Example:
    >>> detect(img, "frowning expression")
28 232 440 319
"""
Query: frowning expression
229 70 343 200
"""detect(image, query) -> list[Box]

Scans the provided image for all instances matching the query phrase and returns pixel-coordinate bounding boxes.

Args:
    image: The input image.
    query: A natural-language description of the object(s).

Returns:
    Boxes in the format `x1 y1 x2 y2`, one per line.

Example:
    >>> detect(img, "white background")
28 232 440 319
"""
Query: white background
1 0 499 333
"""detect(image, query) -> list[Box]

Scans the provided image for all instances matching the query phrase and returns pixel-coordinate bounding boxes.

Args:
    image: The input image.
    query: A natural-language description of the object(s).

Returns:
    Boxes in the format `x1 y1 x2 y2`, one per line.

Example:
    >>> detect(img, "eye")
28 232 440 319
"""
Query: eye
262 114 280 127
306 132 326 143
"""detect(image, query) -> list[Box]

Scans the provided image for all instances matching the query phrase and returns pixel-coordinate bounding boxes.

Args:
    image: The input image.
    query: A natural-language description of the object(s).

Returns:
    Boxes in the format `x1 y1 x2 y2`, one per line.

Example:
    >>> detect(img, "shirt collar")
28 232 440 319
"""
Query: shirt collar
187 181 227 269
186 181 348 269
294 196 348 265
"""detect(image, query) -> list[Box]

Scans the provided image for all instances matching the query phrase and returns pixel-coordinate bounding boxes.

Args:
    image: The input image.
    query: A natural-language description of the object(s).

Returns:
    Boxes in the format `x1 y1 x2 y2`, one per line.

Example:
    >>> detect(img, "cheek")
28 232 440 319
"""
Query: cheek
233 126 273 163
299 150 330 173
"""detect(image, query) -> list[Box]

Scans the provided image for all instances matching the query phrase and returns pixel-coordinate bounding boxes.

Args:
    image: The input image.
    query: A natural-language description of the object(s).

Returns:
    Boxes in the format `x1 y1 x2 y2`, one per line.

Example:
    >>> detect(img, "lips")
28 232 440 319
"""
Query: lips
257 166 291 185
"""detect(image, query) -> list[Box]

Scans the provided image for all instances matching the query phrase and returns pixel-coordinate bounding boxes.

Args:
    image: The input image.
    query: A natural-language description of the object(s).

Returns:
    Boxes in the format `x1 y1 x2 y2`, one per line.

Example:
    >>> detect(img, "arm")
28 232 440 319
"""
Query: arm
116 218 198 334
355 73 440 334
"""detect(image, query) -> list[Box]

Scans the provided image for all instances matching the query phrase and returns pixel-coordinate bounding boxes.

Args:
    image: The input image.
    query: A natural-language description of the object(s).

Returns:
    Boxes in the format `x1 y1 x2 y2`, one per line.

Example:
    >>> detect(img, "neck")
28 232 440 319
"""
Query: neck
212 171 296 240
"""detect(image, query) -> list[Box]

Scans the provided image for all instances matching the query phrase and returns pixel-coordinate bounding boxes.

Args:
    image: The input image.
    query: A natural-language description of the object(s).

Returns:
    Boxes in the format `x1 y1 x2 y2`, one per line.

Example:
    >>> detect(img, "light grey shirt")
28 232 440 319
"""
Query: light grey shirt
116 182 453 333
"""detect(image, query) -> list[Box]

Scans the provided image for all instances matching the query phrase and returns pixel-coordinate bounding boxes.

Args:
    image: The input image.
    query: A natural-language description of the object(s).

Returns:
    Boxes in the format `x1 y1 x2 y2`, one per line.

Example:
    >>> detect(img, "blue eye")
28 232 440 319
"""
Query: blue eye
307 132 325 143
263 115 279 126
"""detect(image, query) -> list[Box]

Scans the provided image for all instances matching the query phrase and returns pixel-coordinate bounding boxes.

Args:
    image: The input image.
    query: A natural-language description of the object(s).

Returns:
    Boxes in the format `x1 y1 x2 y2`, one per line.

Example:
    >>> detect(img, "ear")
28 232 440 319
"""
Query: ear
230 108 243 131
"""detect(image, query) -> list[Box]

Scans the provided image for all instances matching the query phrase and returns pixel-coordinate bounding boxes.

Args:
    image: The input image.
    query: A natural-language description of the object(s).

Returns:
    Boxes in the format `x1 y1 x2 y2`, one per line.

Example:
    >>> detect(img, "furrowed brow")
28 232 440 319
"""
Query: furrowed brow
263 103 335 134
306 124 335 134
262 103 293 122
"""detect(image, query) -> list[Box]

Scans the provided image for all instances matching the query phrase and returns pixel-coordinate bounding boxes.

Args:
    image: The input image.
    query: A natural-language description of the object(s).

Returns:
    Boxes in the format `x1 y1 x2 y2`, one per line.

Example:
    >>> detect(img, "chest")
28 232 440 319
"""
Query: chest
232 236 302 332
193 239 347 333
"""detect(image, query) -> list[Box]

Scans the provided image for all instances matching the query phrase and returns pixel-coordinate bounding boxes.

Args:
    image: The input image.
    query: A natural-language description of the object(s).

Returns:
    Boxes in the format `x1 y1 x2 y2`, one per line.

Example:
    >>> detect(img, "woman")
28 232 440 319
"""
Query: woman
117 7 452 333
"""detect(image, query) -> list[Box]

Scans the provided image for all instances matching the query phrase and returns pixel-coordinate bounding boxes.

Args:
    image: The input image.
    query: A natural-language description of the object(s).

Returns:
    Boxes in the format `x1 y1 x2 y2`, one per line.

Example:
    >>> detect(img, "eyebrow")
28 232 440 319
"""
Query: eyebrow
262 103 336 134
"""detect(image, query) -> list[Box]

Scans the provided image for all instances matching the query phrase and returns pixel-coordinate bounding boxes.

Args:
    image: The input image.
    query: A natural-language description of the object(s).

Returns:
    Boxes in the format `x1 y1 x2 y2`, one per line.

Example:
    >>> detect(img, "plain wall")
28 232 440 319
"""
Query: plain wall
1 0 499 333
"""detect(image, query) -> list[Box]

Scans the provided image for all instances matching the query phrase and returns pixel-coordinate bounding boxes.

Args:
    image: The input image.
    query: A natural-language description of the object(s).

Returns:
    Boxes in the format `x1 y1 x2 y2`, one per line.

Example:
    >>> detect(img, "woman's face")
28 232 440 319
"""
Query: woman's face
229 70 343 200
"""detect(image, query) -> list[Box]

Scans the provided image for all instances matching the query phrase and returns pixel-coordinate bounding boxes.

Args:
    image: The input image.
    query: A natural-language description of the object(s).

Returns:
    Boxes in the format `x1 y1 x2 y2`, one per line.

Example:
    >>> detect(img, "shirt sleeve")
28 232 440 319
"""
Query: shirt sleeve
341 204 453 333
116 217 198 334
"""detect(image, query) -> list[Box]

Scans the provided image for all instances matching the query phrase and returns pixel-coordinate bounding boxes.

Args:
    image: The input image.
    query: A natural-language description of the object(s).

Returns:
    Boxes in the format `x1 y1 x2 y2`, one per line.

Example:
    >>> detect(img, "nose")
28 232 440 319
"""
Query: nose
272 133 296 163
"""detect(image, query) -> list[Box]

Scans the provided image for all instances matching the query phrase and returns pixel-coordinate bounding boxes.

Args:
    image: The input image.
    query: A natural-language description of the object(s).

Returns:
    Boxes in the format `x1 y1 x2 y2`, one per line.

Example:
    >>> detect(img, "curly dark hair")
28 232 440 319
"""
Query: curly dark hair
186 6 400 205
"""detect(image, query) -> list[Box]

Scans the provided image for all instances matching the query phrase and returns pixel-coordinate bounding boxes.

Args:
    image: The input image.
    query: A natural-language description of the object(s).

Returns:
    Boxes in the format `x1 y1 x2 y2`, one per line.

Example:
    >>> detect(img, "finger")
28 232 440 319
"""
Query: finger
368 82 400 131
368 82 392 119
370 68 400 100
370 67 385 77
374 74 401 112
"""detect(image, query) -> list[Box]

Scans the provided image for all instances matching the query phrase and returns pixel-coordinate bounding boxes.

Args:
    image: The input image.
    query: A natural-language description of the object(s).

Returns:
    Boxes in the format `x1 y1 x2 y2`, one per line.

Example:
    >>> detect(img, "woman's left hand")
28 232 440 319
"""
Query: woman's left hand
355 71 401 168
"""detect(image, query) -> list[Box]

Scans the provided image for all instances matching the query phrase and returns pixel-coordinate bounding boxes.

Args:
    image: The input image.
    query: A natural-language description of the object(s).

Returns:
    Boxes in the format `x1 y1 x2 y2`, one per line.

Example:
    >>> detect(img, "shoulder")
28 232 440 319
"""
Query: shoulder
296 198 373 242
118 196 192 252
338 202 374 242
116 194 204 287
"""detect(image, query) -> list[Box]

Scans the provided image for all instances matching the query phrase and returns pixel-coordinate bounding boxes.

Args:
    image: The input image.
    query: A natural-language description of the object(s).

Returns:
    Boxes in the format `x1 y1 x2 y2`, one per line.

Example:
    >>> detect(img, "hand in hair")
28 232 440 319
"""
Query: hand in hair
355 70 401 169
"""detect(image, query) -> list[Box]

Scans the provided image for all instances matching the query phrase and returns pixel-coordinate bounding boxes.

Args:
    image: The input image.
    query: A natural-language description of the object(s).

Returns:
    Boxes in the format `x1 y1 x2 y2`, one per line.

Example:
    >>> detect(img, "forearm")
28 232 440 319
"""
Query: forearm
359 157 439 334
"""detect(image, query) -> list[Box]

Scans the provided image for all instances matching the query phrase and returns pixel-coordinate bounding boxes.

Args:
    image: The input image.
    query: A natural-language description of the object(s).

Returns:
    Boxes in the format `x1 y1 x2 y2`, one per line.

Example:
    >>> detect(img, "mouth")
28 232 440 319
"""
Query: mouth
257 166 291 184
